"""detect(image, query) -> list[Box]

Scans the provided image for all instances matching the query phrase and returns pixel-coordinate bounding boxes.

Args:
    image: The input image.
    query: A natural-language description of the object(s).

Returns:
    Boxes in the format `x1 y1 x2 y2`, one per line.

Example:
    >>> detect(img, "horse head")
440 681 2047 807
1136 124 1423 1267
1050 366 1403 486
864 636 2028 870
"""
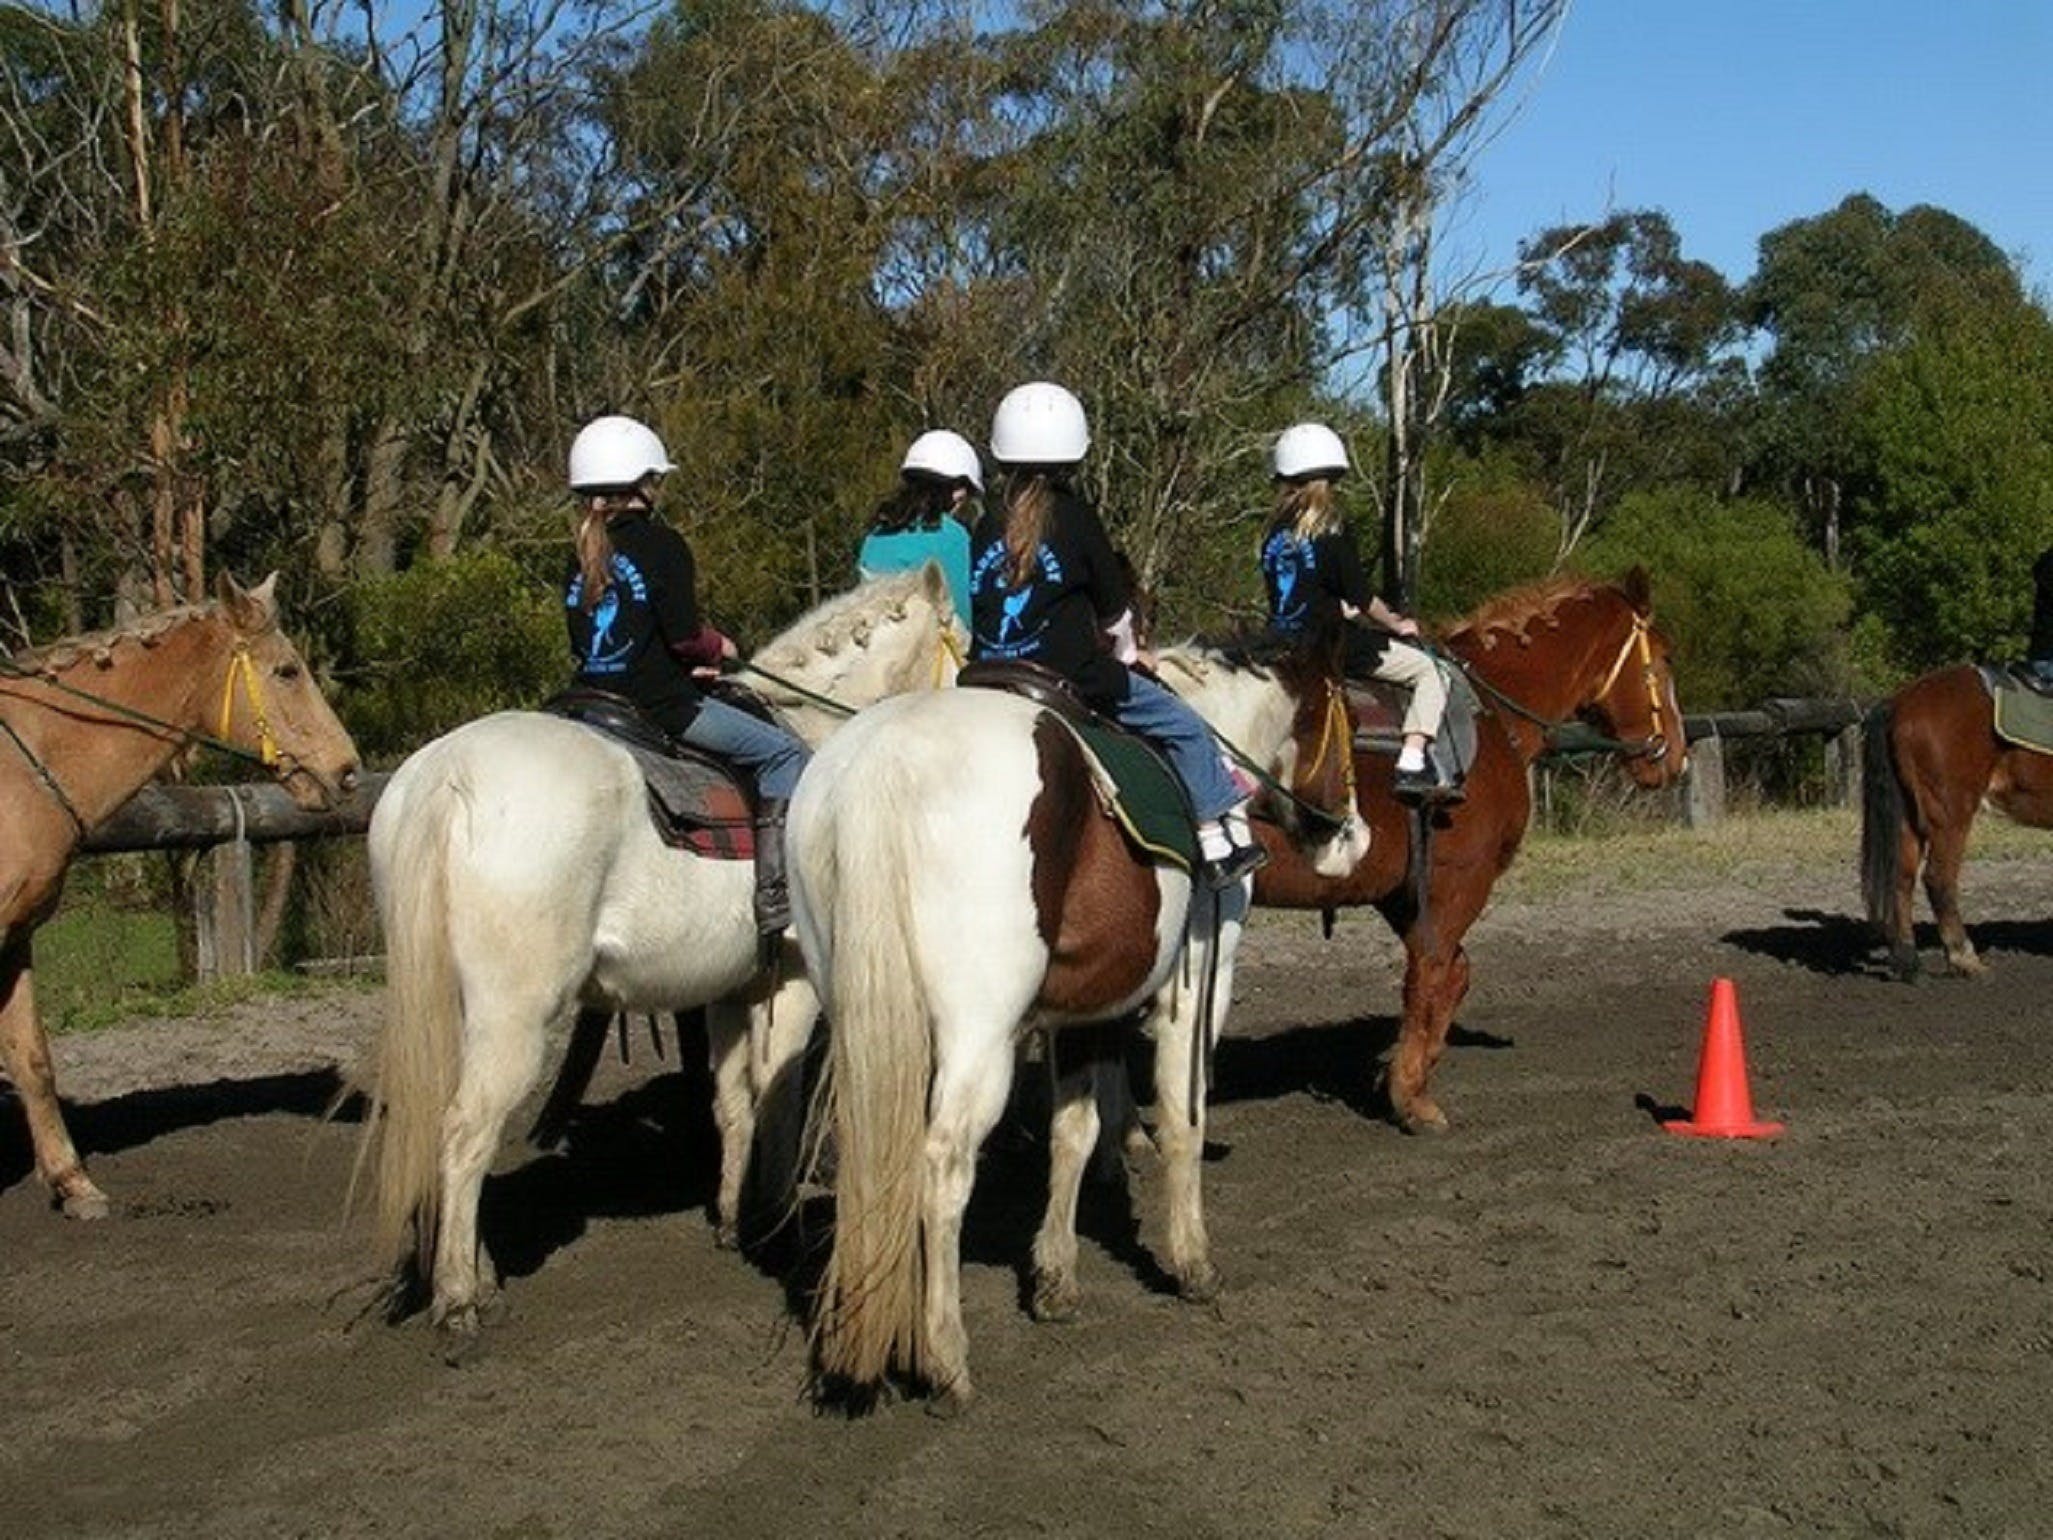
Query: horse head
747 563 965 743
1446 568 1688 786
1577 567 1688 789
214 571 361 811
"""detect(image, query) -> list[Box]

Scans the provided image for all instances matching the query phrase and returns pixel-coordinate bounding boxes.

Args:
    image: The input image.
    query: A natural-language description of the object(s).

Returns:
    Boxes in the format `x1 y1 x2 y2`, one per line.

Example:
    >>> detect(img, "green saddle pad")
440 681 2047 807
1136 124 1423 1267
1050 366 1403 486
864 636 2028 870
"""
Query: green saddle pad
1987 669 2053 755
1064 717 1199 873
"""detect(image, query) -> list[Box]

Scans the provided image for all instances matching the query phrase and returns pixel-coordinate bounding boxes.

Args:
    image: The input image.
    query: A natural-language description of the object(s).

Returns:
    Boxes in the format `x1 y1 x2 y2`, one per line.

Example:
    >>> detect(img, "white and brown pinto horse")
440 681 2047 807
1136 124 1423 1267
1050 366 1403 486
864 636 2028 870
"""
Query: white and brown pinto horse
1 574 362 1218
355 566 962 1342
791 636 1369 1411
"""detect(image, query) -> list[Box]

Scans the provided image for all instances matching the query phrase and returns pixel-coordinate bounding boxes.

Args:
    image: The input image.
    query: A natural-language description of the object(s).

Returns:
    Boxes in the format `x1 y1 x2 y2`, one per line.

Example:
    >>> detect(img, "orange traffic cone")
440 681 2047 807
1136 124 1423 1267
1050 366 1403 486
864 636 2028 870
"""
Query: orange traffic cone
1663 977 1784 1139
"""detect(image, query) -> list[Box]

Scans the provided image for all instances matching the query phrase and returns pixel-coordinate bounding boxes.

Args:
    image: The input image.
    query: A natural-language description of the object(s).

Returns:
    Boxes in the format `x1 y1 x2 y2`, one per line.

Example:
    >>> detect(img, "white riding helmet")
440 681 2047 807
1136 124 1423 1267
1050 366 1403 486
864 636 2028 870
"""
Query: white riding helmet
1273 421 1351 481
902 429 984 491
990 382 1090 466
568 414 675 493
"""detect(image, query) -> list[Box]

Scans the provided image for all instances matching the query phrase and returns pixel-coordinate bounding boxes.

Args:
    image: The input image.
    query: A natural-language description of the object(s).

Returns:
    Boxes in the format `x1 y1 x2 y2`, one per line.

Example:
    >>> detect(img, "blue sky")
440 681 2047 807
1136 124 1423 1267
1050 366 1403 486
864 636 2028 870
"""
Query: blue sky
1445 0 2051 296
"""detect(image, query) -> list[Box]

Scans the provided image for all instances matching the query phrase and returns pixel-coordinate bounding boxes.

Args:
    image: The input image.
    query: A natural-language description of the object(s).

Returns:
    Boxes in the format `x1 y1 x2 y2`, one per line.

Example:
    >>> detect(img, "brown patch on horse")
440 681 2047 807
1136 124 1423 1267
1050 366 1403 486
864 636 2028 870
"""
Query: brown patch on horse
1026 716 1162 1016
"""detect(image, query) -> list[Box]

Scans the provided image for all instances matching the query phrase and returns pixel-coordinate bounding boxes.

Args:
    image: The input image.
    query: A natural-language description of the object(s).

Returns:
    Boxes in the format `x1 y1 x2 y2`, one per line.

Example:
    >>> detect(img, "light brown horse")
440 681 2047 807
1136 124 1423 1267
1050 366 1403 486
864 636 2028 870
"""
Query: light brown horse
1 573 361 1217
1253 569 1689 1133
1860 665 2053 979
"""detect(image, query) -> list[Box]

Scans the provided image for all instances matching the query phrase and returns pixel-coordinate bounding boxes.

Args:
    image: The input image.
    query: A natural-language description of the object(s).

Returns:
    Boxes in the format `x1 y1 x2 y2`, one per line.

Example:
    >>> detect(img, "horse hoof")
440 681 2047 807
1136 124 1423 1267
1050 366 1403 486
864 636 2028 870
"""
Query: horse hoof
1030 1273 1082 1324
1398 1102 1450 1136
59 1188 111 1221
436 1306 486 1366
1176 1261 1222 1306
712 1221 740 1252
926 1380 977 1420
1945 956 1987 979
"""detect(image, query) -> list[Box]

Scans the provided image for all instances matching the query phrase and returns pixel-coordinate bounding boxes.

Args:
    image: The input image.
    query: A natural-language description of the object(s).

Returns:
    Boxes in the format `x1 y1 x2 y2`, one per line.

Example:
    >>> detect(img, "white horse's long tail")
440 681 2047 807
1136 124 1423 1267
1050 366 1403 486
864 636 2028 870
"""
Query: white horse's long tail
352 772 462 1280
805 758 934 1393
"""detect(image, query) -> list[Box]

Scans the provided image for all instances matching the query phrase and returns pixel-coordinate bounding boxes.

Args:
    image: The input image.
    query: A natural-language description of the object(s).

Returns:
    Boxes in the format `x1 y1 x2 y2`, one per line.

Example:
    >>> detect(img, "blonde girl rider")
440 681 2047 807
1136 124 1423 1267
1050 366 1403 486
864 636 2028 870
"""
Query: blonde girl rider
1262 421 1451 803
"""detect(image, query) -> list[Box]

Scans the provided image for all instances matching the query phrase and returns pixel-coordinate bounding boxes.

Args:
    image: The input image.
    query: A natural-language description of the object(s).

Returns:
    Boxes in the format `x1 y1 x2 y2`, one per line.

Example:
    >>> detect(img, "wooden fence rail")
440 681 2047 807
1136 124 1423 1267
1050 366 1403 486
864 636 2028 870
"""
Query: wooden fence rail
73 698 1874 978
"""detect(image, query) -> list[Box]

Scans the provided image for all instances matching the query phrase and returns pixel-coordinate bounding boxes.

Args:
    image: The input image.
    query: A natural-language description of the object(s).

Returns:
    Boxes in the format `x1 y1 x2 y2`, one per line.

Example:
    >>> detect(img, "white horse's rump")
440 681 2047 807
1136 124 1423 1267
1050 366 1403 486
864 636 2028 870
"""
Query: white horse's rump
793 644 1367 1409
354 566 962 1338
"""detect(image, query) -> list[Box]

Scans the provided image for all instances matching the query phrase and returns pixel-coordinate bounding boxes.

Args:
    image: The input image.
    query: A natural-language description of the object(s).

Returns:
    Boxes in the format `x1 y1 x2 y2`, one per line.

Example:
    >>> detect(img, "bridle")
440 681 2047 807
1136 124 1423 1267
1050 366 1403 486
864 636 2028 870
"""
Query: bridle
1590 612 1672 763
1449 606 1672 763
0 635 298 836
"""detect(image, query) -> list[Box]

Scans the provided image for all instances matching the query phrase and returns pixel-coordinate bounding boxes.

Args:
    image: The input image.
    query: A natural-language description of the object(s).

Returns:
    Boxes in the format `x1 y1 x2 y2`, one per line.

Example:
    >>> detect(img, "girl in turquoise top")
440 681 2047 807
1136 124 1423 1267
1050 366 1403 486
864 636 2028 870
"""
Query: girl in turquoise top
858 430 980 628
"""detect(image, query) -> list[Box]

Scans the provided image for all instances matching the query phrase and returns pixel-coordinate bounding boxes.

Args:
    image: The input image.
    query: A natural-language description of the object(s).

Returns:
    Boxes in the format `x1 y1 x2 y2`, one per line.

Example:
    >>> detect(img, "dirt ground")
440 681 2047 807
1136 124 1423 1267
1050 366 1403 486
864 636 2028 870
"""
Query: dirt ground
5 834 2053 1539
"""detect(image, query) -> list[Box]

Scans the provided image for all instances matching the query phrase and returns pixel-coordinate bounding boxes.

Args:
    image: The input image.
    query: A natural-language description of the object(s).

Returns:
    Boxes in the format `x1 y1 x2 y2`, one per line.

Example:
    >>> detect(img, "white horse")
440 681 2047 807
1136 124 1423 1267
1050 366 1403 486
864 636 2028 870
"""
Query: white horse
354 565 962 1340
791 637 1370 1411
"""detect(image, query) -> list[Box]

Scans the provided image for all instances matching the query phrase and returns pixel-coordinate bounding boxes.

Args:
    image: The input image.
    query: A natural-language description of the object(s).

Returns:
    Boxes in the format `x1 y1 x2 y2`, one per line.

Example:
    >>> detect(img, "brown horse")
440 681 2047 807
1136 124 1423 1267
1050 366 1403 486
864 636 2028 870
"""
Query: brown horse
1252 569 1689 1133
1 573 361 1217
1860 665 2053 979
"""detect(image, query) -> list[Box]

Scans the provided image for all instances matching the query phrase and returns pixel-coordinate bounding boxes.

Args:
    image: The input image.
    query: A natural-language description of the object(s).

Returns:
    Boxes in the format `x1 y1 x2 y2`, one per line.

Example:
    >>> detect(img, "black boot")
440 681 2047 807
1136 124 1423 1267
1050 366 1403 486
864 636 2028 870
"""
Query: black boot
753 797 792 935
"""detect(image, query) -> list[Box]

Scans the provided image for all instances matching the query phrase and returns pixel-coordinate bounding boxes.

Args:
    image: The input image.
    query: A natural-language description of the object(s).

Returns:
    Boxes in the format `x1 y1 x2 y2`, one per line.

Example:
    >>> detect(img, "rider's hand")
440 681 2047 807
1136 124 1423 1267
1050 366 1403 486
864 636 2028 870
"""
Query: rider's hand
718 634 739 661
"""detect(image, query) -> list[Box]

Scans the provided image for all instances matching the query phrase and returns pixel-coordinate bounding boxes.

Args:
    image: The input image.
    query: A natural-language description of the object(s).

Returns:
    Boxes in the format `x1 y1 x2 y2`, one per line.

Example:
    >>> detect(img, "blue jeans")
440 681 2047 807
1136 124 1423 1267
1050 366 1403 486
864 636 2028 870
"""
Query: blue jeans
680 697 810 801
1110 672 1243 823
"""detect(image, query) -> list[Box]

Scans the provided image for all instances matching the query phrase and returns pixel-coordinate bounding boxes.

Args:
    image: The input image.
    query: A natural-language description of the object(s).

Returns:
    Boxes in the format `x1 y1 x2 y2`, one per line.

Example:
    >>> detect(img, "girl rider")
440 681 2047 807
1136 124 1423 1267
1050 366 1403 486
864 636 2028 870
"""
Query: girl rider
563 414 809 933
967 382 1266 888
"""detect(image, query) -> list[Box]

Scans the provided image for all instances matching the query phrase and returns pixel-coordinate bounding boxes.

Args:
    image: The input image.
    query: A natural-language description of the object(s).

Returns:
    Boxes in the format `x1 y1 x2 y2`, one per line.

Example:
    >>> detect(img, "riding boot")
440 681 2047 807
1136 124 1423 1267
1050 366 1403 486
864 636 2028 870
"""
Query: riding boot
752 797 792 935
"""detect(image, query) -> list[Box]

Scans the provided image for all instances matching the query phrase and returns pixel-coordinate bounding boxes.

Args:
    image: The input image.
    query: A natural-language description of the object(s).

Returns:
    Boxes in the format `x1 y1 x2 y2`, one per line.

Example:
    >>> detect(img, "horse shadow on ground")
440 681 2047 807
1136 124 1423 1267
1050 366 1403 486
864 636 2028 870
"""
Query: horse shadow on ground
1209 1015 1516 1122
1720 908 2053 978
0 1067 353 1208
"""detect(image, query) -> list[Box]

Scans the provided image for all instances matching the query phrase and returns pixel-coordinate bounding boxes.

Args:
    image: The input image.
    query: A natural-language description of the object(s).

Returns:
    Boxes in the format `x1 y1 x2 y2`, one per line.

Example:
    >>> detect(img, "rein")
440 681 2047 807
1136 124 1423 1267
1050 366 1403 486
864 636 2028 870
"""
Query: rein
0 639 285 834
1211 678 1354 835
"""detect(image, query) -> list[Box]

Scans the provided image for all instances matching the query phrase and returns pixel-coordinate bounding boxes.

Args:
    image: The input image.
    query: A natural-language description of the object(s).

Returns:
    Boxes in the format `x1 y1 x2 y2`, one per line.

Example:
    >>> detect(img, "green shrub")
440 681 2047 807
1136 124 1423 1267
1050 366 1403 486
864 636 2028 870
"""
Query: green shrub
346 548 566 758
1581 487 1854 709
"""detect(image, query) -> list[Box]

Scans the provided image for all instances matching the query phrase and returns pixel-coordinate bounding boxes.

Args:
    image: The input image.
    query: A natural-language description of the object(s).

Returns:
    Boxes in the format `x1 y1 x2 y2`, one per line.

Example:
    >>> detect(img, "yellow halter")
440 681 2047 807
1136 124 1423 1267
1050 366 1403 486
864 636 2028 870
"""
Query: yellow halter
217 642 280 769
1594 613 1668 759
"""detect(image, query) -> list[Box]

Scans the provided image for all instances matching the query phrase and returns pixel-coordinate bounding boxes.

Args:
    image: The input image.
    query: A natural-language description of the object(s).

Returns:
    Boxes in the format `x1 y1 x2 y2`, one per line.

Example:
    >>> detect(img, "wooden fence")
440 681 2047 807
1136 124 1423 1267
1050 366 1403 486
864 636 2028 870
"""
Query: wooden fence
73 697 1871 980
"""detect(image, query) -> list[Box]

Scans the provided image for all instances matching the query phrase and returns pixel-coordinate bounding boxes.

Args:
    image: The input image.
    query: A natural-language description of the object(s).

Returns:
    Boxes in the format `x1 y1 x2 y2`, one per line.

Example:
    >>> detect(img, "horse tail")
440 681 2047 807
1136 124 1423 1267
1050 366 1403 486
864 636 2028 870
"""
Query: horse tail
802 754 934 1397
1859 698 1909 934
350 767 462 1283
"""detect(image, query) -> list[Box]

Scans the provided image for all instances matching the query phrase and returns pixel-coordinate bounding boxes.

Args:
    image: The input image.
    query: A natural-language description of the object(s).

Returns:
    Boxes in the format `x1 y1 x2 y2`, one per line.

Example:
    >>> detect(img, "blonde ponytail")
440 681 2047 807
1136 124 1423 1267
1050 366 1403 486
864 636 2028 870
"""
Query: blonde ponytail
1266 476 1339 548
574 503 616 613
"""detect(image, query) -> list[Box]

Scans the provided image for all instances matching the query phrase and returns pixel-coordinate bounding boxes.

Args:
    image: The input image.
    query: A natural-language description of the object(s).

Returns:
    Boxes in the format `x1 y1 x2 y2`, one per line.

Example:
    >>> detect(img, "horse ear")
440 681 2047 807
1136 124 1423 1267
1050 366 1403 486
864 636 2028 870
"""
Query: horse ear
919 558 949 608
215 570 280 632
1620 565 1653 614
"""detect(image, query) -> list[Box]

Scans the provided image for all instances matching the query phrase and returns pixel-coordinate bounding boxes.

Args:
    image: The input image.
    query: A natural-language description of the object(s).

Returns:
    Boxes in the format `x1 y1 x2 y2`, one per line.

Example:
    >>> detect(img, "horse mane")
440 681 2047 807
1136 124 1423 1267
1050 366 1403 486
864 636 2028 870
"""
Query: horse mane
7 604 221 677
752 569 940 673
1444 575 1612 650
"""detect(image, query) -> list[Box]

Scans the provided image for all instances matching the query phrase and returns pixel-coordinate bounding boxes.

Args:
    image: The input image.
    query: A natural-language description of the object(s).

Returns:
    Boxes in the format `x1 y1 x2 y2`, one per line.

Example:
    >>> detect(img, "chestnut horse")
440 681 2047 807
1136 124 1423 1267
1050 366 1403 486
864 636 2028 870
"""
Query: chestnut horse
1860 665 2053 979
1253 570 1688 1133
792 635 1369 1411
0 574 362 1218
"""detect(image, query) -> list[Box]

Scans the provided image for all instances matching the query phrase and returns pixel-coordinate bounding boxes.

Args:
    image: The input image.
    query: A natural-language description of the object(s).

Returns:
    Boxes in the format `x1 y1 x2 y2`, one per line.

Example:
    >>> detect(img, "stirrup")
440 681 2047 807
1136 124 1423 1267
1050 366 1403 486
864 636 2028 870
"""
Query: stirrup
1201 840 1268 890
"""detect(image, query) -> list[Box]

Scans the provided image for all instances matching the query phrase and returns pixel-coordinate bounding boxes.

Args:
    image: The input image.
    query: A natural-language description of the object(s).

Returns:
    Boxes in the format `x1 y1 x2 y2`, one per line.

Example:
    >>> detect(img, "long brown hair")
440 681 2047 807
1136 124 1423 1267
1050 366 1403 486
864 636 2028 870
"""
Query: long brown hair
573 489 648 613
1003 472 1056 586
1266 476 1341 548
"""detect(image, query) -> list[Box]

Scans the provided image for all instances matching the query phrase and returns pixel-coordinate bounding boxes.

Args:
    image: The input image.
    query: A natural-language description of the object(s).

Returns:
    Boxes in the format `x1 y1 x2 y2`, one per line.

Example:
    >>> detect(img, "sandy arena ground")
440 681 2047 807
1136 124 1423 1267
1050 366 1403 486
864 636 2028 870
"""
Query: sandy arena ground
5 822 2051 1538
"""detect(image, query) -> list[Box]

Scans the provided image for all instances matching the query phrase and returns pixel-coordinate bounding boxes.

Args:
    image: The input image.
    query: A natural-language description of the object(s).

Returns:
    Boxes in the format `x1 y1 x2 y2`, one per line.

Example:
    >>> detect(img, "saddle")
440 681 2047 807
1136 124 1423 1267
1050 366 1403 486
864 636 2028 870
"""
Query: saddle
1348 655 1482 787
1977 665 2053 755
541 687 757 858
958 660 1197 873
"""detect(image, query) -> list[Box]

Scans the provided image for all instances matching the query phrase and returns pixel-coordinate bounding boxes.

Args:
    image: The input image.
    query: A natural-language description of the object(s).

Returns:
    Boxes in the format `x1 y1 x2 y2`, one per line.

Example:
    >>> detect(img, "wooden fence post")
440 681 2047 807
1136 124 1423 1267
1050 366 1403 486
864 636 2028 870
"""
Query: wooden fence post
1683 736 1726 828
192 792 257 981
1824 723 1863 808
